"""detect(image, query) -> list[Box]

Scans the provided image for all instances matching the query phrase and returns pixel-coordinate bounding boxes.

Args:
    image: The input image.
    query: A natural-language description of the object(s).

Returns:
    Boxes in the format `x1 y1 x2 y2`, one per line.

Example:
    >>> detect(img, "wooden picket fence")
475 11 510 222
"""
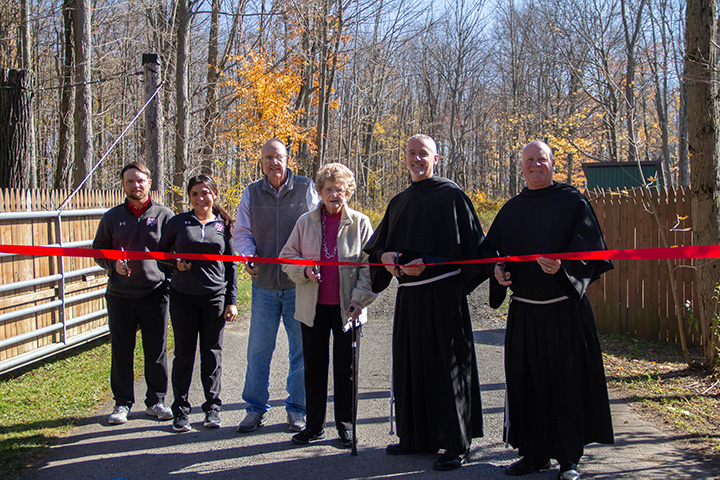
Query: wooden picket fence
0 188 123 373
0 185 703 372
586 187 699 346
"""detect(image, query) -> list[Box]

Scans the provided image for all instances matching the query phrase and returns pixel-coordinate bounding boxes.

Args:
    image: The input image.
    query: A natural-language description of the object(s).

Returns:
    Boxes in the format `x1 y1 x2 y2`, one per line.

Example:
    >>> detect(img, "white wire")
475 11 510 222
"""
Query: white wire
57 81 165 212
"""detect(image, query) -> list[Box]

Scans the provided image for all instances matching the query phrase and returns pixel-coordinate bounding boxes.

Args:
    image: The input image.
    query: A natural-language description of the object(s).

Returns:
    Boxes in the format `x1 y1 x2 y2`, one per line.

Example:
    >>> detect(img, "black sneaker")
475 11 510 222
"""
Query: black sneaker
291 428 325 445
204 409 221 428
172 413 192 433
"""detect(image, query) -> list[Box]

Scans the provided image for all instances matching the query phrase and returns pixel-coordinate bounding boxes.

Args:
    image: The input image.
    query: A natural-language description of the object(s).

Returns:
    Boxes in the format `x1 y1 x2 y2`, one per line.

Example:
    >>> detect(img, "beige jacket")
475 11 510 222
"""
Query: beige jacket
280 203 377 329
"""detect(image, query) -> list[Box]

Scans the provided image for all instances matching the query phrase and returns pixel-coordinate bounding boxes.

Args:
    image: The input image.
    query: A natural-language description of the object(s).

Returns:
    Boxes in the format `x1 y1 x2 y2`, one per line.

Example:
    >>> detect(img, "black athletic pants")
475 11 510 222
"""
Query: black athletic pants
105 284 169 408
169 288 225 415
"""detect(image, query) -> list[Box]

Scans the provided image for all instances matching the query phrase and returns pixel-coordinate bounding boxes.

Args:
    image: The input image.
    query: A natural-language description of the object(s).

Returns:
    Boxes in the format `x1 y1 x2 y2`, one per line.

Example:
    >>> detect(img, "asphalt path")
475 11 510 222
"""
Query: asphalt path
22 285 720 480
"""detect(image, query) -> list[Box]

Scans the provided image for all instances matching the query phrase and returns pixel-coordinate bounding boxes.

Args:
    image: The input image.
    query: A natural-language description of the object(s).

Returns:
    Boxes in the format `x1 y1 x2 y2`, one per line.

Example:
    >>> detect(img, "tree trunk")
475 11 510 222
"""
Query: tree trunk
200 0 220 176
0 69 33 188
686 0 720 368
20 0 36 188
621 0 646 165
174 0 190 212
73 0 94 189
313 7 329 177
649 0 672 187
54 0 74 190
678 78 690 186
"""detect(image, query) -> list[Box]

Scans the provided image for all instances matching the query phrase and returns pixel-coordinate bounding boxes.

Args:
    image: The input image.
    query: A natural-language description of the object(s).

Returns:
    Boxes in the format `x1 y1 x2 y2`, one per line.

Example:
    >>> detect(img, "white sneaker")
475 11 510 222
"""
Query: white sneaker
237 411 267 433
287 411 306 432
203 409 222 428
145 402 173 421
108 405 130 425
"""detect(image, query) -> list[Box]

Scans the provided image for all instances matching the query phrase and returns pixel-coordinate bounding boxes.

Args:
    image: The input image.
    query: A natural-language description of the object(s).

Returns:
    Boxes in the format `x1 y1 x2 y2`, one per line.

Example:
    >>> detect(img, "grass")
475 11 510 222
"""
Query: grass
0 275 255 480
236 272 253 316
0 309 183 479
0 337 119 478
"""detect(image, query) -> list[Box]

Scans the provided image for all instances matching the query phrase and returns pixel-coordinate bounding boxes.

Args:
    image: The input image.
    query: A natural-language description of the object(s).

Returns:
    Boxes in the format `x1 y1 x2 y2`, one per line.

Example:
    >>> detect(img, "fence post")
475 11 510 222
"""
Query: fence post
143 54 165 203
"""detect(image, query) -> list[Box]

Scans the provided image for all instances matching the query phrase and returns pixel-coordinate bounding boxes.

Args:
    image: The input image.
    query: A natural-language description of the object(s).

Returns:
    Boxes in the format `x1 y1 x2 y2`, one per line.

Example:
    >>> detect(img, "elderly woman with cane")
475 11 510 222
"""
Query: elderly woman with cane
280 162 376 448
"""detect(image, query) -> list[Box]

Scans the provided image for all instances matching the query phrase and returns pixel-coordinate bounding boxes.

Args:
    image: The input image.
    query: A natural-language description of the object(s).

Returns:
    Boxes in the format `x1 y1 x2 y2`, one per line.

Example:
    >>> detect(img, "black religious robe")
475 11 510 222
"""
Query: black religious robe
482 182 614 463
364 176 486 453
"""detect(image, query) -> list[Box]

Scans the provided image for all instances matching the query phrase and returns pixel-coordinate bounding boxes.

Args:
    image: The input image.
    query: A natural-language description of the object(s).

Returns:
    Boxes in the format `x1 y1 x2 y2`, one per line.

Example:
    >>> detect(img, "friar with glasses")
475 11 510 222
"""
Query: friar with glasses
233 139 321 434
482 140 614 480
364 134 487 471
93 162 175 425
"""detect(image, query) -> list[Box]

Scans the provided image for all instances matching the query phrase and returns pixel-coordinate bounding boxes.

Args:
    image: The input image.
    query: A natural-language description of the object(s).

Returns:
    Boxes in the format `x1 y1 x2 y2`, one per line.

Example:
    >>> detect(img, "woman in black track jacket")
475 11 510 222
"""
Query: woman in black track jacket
159 174 238 433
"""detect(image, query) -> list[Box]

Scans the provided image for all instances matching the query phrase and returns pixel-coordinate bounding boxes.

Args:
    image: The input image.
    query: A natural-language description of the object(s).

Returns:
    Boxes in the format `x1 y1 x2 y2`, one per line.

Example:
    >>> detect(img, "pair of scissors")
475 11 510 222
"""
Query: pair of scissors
119 247 131 276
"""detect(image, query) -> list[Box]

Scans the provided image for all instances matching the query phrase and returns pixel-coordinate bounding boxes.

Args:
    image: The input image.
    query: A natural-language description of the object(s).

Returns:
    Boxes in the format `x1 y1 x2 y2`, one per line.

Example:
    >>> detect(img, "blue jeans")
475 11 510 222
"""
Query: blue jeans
242 285 305 414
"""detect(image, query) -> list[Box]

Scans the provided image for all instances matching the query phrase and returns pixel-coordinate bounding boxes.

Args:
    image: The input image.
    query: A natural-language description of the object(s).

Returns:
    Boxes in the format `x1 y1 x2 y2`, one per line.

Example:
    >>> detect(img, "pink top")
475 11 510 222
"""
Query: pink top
317 208 341 305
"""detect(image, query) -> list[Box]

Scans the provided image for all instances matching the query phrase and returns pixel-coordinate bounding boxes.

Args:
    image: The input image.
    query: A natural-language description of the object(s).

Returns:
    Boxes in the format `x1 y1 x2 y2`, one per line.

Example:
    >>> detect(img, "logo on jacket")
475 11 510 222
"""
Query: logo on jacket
146 217 158 226
214 223 225 233
119 221 126 227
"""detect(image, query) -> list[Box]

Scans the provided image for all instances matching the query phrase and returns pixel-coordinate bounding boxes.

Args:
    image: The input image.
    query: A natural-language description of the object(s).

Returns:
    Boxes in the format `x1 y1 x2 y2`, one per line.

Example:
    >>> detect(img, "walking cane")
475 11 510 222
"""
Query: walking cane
350 315 360 456
389 369 395 435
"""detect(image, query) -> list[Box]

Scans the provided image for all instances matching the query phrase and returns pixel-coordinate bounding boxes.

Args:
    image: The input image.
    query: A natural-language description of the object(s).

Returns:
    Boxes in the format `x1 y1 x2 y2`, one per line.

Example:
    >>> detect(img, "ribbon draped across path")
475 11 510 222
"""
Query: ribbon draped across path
0 244 718 267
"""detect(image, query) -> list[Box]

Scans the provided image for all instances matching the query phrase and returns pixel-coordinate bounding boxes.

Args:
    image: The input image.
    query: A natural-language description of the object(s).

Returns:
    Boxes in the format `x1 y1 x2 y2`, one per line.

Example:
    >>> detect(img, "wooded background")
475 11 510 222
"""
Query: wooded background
0 0 691 209
0 186 702 375
1 0 718 367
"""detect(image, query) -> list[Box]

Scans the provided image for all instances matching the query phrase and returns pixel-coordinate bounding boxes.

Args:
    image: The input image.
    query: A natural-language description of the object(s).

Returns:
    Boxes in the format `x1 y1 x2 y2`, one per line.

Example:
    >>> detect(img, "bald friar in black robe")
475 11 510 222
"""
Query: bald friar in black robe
364 176 486 458
483 182 614 468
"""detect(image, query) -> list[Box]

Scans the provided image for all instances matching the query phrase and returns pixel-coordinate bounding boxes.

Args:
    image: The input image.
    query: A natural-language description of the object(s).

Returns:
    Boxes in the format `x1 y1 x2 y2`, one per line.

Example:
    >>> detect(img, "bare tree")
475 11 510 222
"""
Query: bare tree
429 0 487 187
20 0 36 188
200 0 245 175
493 0 528 195
73 0 93 189
620 0 646 164
53 0 74 189
647 0 673 186
200 0 222 176
173 0 198 211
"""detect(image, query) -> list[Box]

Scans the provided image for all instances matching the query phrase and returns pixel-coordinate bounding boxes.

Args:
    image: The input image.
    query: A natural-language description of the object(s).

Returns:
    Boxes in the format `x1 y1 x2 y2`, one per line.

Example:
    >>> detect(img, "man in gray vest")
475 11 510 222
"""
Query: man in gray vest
233 139 320 433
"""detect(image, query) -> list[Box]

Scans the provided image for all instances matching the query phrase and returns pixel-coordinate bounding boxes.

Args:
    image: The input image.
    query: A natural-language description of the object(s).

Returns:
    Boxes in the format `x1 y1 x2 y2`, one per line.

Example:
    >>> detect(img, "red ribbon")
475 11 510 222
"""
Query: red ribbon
0 244 717 267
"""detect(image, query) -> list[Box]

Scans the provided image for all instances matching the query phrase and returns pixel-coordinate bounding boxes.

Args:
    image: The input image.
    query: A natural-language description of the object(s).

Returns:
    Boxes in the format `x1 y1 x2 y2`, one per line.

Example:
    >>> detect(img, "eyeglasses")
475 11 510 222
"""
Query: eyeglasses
322 187 346 196
262 154 287 162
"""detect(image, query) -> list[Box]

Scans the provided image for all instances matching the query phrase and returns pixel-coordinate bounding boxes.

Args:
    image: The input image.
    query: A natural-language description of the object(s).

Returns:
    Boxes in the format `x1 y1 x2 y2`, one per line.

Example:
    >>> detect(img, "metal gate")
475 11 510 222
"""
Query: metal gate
0 207 112 374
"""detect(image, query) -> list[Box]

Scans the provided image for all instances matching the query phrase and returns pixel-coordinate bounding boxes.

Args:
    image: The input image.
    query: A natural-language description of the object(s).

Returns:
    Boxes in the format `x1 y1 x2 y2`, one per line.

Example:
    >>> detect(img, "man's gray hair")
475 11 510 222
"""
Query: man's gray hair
406 134 437 153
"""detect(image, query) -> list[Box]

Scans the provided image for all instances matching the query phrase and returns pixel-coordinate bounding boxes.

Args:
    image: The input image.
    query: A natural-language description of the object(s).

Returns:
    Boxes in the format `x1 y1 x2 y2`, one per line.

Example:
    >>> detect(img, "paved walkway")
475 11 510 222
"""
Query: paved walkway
23 287 719 480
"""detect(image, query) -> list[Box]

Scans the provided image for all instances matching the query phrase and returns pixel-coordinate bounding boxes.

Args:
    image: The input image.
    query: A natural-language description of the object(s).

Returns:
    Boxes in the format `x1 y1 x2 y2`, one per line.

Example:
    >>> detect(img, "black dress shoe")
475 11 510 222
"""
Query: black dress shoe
338 429 354 448
504 456 552 476
291 428 325 445
558 463 580 480
433 449 469 471
386 443 416 455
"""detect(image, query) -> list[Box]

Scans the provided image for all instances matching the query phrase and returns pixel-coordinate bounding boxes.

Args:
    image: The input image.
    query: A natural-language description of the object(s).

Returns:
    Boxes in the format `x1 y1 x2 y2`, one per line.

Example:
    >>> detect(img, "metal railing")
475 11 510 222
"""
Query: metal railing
0 208 110 374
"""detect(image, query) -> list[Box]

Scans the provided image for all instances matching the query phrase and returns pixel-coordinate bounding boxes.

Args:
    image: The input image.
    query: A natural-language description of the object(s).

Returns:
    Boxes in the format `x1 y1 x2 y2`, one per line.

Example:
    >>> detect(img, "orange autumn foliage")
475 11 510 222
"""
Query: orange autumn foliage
220 49 316 169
